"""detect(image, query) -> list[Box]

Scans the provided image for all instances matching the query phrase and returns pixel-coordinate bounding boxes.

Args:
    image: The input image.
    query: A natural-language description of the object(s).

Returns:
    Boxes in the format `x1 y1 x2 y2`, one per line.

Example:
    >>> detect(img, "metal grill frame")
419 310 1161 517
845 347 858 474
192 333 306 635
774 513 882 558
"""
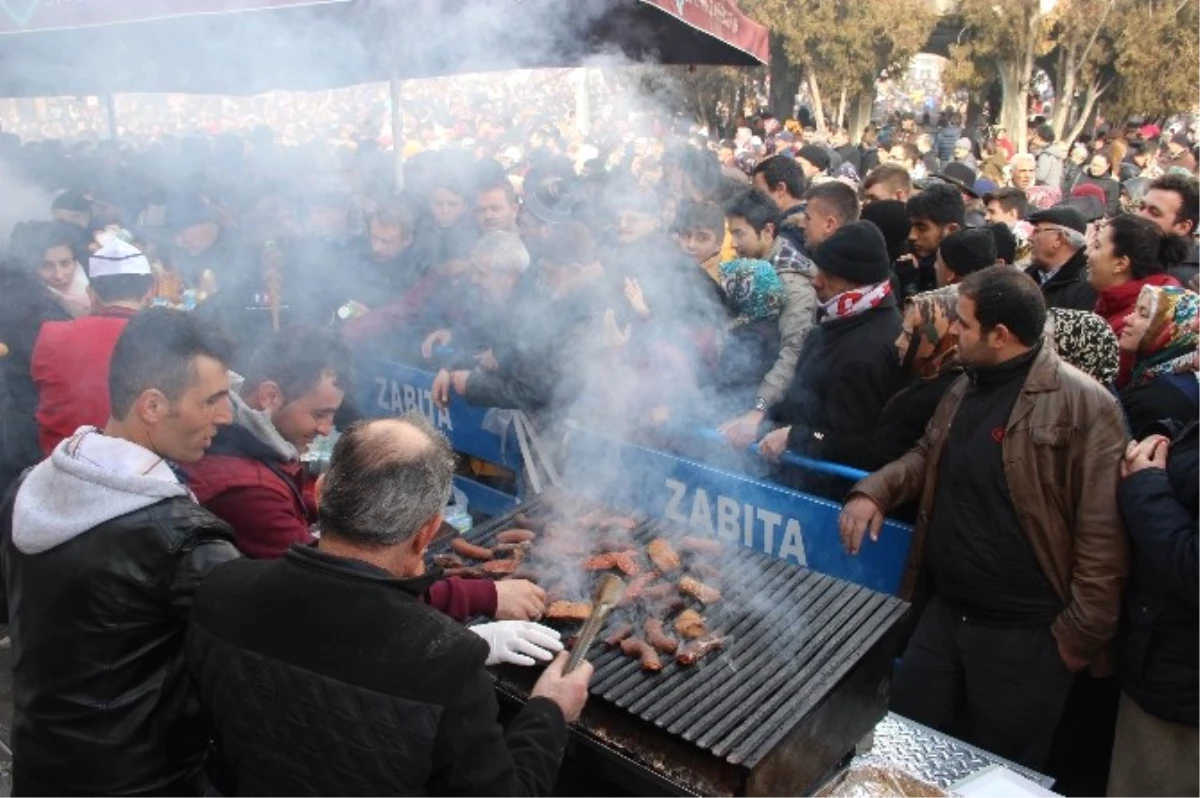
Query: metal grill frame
438 499 909 795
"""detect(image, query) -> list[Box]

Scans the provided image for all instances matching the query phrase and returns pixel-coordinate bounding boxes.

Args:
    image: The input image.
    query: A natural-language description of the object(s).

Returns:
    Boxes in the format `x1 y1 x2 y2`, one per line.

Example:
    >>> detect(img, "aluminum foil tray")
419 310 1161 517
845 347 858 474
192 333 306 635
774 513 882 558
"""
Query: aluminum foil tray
865 713 1056 790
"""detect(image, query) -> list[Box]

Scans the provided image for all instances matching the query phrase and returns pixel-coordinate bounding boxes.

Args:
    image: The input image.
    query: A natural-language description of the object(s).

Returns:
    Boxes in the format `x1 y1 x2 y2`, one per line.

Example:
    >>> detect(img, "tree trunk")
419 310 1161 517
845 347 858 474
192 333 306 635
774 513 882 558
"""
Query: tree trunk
965 92 985 131
996 58 1026 151
1066 77 1110 144
767 33 800 119
834 82 848 130
846 89 874 143
807 71 826 131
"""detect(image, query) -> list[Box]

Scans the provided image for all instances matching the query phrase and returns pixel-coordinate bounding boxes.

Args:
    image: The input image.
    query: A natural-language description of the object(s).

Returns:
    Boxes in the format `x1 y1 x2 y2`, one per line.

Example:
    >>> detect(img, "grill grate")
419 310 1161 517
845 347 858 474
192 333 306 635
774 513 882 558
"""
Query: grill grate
436 497 909 779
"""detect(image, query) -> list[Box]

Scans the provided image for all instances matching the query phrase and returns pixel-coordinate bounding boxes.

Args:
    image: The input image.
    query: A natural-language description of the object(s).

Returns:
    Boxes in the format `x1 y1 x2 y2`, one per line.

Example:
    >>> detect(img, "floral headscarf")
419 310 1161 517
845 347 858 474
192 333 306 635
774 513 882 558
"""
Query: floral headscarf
901 286 960 380
717 258 786 328
1131 285 1199 386
1048 308 1120 386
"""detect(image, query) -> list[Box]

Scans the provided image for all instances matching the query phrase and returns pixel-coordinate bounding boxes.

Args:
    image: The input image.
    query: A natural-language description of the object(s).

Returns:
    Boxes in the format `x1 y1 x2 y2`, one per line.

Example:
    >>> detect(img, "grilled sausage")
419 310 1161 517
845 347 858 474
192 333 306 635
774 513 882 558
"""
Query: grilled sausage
495 528 536 544
647 538 681 573
679 576 722 605
614 551 641 576
644 618 680 655
602 515 638 531
451 538 494 561
482 559 519 575
679 536 723 556
622 572 658 602
639 582 675 601
432 553 464 570
620 637 663 672
583 552 619 571
512 512 546 532
675 609 707 640
676 635 727 666
442 566 485 579
604 622 635 647
686 562 722 582
546 601 593 622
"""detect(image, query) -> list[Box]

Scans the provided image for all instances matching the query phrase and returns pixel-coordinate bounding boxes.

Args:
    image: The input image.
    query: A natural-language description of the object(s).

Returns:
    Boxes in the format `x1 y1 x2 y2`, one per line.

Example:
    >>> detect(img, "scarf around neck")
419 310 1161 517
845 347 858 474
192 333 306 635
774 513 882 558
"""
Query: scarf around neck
819 279 892 324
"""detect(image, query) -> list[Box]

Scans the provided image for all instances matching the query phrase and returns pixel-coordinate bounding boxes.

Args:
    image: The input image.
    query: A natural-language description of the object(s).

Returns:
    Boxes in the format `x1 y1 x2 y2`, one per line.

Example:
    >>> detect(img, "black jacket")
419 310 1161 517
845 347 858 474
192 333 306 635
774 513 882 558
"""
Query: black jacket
1116 420 1198 725
775 295 903 457
1170 239 1199 288
0 268 70 492
187 545 569 795
0 487 240 796
1072 173 1121 216
1120 373 1199 439
825 368 963 472
1026 249 1096 312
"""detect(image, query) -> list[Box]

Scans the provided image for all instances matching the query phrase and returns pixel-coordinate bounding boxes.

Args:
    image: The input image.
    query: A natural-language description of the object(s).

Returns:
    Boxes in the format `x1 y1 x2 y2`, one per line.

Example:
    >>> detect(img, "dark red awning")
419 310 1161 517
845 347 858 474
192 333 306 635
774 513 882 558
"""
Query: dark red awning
0 0 768 96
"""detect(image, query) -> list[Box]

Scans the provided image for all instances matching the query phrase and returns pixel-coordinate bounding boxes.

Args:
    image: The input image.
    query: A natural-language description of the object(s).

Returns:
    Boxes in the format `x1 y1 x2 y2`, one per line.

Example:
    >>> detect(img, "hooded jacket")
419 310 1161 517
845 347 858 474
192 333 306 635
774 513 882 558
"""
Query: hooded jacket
183 389 498 619
1034 141 1068 189
756 235 818 409
0 427 241 796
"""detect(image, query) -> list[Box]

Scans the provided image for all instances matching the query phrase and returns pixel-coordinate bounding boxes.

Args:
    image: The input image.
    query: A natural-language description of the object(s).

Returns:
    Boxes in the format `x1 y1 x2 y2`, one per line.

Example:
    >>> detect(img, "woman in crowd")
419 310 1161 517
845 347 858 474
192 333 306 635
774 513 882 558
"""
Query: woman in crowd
1086 214 1185 385
1109 416 1197 797
707 257 786 415
1046 308 1120 388
816 286 961 473
0 221 84 494
1117 284 1199 438
1072 152 1122 215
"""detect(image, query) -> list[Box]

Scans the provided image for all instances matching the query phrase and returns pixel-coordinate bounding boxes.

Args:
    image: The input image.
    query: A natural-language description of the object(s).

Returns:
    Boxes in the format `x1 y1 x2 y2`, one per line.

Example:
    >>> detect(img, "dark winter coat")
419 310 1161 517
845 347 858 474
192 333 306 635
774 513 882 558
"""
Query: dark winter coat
0 267 71 493
1120 373 1199 439
824 368 963 472
0 464 241 796
934 125 962 163
774 294 903 458
1026 249 1096 312
1116 420 1198 725
186 545 569 795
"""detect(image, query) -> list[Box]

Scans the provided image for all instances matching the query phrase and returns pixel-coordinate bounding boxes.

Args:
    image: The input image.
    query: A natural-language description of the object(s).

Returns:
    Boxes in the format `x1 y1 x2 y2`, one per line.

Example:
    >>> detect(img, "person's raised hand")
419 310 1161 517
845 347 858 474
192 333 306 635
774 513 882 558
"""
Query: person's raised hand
719 410 766 450
449 370 471 397
756 426 791 463
432 369 453 408
494 579 547 621
838 494 885 555
421 329 452 360
624 277 651 319
531 650 593 722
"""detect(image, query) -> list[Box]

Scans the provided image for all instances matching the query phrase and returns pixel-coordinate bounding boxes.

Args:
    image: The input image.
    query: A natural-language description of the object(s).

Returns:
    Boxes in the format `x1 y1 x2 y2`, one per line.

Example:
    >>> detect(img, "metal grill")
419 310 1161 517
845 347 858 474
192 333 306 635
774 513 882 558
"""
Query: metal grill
438 498 909 795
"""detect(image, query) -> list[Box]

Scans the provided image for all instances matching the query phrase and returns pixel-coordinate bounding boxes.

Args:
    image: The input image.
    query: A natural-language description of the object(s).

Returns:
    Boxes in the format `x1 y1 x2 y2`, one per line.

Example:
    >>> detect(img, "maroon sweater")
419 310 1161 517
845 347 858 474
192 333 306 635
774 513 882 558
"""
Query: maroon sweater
184 448 496 620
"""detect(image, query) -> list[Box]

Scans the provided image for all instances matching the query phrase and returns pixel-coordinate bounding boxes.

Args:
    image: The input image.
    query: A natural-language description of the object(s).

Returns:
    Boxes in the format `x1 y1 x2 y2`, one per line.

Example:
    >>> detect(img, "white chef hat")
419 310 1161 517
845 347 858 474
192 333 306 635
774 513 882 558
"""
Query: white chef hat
88 238 151 279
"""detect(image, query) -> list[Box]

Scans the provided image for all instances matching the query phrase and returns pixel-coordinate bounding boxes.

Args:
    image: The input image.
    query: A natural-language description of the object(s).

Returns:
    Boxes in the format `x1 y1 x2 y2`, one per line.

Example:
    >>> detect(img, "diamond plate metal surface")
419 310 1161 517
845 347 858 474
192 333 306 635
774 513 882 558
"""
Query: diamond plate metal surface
865 713 1056 790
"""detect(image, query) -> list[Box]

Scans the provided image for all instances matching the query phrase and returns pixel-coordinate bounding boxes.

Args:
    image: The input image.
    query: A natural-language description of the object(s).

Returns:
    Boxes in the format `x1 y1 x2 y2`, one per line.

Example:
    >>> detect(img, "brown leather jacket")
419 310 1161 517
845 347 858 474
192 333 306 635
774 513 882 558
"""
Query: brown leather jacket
852 344 1129 673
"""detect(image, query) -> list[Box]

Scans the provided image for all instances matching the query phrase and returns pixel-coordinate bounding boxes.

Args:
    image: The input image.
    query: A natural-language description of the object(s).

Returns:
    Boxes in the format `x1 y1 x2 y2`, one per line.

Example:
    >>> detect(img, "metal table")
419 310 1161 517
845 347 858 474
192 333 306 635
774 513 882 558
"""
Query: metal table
859 712 1056 791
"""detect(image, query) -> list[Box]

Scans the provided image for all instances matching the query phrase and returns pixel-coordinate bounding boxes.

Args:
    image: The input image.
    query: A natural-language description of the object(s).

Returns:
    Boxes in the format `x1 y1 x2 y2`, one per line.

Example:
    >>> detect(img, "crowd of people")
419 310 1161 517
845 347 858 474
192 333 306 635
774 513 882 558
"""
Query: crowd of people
0 82 1196 796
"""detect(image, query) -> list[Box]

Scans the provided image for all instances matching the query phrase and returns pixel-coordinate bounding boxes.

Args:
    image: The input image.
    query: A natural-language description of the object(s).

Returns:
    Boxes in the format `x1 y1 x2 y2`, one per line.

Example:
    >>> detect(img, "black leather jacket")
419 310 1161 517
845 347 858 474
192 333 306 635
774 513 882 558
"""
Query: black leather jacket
0 489 241 796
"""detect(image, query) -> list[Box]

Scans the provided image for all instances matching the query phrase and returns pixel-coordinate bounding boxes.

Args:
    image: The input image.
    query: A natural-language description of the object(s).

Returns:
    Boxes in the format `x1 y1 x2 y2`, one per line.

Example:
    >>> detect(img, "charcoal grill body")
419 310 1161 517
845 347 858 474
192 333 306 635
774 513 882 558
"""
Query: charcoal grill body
435 499 909 796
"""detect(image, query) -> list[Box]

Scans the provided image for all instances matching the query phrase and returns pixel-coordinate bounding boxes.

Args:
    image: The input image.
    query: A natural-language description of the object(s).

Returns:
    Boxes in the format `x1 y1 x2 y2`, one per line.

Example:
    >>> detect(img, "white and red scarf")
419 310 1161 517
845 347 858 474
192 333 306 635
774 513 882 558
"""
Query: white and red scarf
819 279 892 324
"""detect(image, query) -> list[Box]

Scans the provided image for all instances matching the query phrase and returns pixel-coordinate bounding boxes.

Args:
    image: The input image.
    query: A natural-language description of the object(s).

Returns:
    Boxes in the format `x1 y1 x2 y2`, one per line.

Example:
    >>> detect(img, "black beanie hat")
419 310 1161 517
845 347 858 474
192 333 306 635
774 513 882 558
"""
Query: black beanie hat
938 227 997 277
797 145 831 173
812 221 892 285
988 222 1018 266
860 200 911 262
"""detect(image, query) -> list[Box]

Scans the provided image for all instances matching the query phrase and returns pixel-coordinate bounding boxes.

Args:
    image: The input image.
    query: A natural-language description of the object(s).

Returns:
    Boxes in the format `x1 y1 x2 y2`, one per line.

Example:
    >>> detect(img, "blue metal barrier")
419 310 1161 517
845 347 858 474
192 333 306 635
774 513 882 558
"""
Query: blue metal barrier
354 357 913 595
688 426 870 482
356 356 522 516
562 424 913 596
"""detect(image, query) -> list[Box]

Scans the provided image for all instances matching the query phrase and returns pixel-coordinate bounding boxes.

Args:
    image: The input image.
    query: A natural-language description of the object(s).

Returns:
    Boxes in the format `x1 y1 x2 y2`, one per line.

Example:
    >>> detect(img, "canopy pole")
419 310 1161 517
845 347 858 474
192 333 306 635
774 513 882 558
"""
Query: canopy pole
104 93 118 140
389 76 404 194
573 68 590 136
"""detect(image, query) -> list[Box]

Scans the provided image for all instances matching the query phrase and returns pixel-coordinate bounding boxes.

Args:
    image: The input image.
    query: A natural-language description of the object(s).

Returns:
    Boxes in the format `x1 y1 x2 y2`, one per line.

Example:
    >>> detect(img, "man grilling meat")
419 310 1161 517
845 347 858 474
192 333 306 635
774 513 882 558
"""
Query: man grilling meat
183 328 546 623
186 413 591 795
839 266 1128 770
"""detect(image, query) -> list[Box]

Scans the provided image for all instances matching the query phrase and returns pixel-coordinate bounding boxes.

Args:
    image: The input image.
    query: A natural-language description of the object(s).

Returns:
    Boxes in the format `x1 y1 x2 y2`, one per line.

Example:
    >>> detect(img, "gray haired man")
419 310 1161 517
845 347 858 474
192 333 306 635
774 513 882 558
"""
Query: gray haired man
186 413 591 795
1022 205 1096 311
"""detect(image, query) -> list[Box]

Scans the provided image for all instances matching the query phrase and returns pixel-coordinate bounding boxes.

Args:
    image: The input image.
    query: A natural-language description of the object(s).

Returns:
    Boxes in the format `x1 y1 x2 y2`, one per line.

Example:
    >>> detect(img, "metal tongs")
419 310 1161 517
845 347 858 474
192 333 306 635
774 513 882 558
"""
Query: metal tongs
565 574 625 674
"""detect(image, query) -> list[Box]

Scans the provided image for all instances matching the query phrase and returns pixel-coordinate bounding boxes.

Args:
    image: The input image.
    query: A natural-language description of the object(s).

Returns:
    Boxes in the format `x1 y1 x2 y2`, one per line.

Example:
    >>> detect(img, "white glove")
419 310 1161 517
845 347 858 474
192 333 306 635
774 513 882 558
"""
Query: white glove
470 621 564 666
